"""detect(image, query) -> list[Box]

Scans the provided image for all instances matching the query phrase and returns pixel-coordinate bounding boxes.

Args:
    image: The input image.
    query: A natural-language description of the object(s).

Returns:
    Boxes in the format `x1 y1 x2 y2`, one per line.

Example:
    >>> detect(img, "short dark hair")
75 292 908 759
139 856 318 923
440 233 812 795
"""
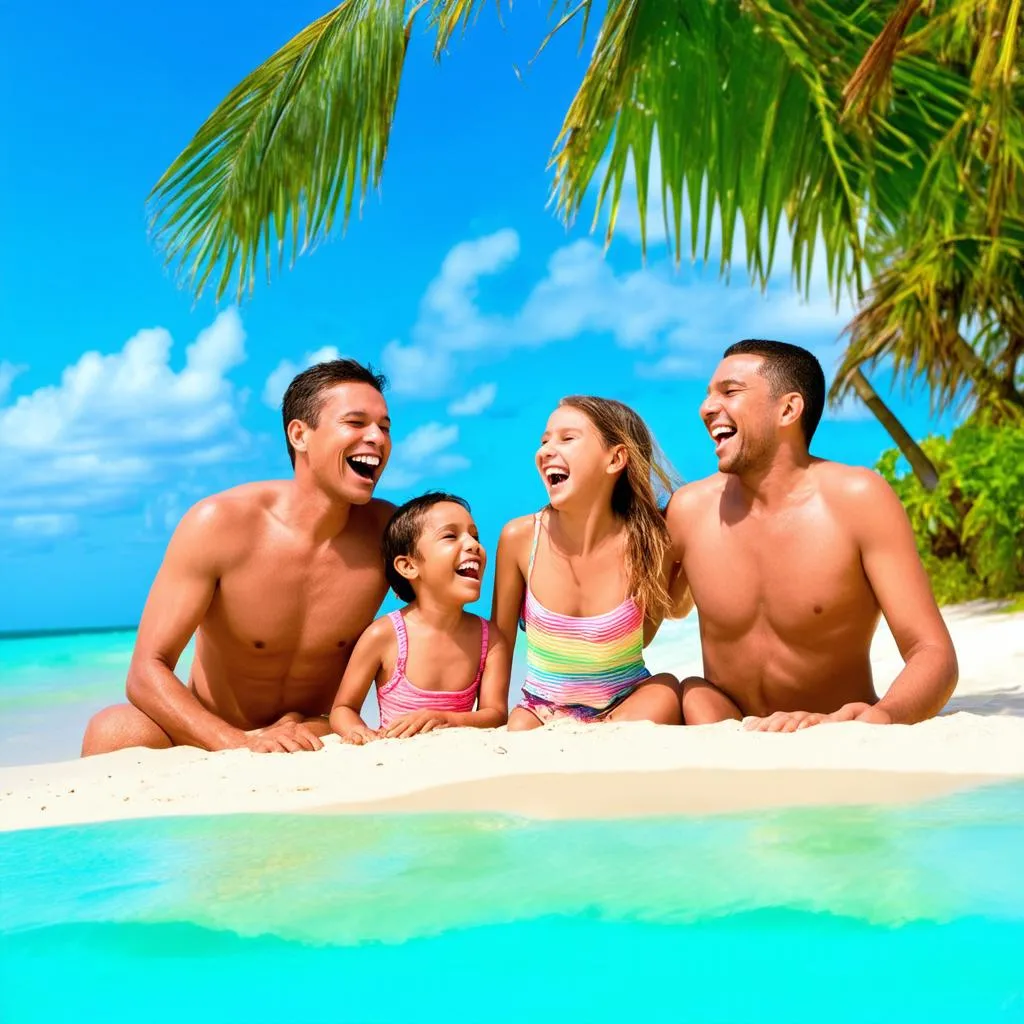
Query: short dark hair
382 492 472 603
281 359 387 466
723 339 826 446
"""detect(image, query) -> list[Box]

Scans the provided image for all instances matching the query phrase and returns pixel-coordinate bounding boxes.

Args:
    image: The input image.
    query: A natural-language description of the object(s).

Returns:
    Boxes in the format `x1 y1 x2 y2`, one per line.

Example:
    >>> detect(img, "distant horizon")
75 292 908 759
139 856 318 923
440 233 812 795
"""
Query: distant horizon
0 624 139 642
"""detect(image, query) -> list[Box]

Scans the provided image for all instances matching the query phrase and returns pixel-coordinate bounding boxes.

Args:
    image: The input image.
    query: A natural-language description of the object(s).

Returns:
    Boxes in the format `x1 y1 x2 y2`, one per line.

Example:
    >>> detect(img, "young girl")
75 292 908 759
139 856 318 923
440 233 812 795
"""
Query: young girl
492 396 684 730
331 492 509 742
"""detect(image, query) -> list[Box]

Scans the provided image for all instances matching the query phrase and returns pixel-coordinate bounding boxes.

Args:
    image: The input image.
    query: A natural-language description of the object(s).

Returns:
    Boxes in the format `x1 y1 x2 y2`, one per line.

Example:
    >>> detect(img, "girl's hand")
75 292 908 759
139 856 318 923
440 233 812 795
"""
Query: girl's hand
340 724 380 745
382 710 450 739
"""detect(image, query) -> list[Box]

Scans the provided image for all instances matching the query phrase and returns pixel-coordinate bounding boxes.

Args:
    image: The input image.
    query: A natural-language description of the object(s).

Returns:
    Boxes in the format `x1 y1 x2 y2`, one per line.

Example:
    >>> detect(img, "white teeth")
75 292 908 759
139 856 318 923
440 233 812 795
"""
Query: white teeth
545 468 568 481
351 454 380 466
458 560 480 572
711 426 734 441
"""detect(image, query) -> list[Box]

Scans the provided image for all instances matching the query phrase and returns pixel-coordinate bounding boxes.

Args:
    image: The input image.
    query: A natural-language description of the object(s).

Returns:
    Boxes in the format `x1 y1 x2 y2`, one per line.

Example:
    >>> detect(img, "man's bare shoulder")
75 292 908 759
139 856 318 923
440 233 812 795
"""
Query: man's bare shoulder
811 460 897 505
172 483 282 562
184 482 281 530
665 474 725 522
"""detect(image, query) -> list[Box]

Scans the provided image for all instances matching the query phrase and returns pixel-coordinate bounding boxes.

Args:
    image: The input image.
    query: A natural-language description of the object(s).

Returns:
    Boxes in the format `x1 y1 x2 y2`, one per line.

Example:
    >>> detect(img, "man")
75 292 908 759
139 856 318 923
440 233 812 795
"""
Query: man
82 359 395 755
666 339 957 731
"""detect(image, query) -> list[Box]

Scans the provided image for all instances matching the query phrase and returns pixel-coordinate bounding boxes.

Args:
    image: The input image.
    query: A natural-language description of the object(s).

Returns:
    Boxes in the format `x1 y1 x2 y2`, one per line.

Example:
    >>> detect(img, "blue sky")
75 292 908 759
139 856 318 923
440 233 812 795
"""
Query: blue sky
0 1 954 632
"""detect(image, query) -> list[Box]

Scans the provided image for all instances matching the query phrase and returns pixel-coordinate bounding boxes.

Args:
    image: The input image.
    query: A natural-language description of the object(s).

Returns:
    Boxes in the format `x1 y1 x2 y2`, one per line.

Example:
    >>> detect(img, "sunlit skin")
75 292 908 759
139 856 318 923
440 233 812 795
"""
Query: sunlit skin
81 382 396 756
492 405 680 729
330 502 510 741
666 353 958 731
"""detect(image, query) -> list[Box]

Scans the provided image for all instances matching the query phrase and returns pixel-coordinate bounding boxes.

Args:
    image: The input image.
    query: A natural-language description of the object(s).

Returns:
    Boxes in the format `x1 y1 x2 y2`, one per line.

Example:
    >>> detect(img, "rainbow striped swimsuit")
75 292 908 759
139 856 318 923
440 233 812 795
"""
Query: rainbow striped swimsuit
519 512 650 720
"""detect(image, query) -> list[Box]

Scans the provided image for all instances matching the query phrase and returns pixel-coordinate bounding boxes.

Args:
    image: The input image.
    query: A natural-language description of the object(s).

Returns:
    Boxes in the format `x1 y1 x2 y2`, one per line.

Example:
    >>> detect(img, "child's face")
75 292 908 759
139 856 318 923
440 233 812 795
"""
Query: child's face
406 502 485 603
536 405 620 509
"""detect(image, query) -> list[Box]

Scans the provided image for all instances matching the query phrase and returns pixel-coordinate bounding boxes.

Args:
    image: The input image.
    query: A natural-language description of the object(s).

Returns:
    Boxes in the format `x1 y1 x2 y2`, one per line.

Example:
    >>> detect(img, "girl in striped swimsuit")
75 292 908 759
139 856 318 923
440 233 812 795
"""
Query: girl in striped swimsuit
331 493 509 742
492 396 685 729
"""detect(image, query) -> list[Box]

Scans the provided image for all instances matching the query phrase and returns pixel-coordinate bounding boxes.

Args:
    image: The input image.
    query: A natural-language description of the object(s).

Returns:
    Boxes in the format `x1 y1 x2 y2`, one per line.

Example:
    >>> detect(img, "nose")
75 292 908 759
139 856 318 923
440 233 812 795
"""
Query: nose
465 534 483 554
699 393 720 421
362 422 387 446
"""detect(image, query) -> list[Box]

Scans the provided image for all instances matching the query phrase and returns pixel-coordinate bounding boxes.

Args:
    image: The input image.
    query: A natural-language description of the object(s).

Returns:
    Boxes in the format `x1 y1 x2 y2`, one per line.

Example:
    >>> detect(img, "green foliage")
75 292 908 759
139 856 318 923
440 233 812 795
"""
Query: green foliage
878 421 1024 604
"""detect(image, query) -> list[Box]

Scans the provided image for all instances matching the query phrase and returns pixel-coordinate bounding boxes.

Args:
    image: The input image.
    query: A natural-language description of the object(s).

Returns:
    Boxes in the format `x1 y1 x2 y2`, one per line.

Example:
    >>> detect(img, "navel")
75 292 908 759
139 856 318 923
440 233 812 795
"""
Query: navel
254 640 266 649
813 605 823 615
337 639 348 648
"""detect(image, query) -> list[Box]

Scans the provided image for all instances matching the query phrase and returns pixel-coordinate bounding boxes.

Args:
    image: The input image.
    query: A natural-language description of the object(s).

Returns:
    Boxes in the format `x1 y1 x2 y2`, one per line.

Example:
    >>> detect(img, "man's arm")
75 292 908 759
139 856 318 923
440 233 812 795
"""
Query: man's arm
126 501 255 751
843 471 958 724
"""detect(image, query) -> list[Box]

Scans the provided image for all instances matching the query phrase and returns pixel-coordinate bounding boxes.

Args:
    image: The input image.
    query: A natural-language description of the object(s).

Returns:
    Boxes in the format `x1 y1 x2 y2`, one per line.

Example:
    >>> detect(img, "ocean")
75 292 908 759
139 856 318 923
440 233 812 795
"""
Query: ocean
1 629 1022 1021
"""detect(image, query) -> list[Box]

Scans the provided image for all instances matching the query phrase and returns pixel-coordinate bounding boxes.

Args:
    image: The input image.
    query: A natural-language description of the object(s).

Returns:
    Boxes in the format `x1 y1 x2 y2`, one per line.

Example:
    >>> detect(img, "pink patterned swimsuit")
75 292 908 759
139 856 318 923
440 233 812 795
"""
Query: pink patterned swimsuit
377 610 489 729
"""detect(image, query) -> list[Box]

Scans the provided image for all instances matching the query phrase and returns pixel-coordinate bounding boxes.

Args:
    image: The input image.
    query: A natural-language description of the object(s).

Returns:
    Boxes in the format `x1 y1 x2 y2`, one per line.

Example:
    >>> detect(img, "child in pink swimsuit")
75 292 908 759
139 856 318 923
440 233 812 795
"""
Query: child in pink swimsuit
331 492 509 742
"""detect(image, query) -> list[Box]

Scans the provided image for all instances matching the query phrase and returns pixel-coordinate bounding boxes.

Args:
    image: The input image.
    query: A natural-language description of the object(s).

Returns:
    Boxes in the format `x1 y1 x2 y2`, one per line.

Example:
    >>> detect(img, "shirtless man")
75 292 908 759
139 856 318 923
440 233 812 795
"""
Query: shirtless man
666 339 958 731
81 359 395 755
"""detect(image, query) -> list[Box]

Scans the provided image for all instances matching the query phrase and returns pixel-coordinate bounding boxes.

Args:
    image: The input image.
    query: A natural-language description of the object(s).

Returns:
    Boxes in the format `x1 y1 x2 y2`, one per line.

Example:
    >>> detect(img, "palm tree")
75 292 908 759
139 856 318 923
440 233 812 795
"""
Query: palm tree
148 0 1021 487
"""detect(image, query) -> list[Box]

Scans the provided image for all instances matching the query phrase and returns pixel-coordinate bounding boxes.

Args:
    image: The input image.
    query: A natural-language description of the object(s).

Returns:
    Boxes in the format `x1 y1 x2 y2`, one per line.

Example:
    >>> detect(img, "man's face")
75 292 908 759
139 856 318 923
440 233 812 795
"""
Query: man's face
699 355 780 474
294 383 392 503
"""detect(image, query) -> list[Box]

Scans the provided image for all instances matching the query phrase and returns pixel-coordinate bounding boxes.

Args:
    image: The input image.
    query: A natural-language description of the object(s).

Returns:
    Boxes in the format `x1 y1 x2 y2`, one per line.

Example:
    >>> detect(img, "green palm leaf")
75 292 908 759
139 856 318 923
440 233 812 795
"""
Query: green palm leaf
148 0 411 302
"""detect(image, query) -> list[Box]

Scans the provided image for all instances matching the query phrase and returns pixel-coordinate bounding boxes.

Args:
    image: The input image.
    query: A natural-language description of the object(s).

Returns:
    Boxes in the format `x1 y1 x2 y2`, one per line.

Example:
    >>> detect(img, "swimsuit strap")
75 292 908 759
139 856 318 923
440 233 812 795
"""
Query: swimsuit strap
475 616 489 684
387 609 409 681
526 510 544 586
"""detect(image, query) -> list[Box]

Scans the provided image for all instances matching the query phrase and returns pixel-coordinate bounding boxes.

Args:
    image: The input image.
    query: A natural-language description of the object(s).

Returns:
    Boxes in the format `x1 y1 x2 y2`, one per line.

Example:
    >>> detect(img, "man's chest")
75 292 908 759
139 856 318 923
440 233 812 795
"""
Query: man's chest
214 551 388 653
683 512 868 636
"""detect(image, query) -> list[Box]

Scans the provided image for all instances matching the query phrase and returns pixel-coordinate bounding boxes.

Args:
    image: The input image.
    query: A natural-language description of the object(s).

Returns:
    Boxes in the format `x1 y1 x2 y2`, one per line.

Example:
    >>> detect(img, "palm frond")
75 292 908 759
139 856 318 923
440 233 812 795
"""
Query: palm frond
832 221 1024 419
148 0 410 302
548 0 979 301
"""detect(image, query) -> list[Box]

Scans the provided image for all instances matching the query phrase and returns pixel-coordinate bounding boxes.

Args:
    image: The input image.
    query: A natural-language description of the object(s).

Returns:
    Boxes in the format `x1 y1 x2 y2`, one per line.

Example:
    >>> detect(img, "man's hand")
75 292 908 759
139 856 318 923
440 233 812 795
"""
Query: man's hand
743 710 827 733
243 719 324 753
381 710 450 739
744 703 894 732
339 723 380 746
826 702 894 725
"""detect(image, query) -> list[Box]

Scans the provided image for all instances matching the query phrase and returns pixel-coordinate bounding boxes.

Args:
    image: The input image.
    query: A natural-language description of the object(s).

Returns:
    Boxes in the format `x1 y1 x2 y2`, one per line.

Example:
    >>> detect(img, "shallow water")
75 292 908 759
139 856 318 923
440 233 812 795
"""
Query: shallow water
3 781 1023 1022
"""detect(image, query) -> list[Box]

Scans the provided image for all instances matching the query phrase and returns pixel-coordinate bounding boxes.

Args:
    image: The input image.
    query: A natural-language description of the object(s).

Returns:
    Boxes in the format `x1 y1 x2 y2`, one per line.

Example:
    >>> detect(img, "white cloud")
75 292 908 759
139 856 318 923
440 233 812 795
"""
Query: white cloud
0 310 249 515
379 421 470 492
8 513 78 537
262 345 342 408
0 361 26 403
448 383 497 417
381 339 454 398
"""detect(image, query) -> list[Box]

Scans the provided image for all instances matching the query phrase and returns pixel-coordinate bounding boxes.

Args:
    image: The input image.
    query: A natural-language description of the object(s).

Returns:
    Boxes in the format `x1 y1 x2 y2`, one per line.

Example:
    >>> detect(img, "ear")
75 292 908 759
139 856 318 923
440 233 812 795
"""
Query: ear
779 392 805 431
393 554 419 586
287 418 310 458
605 444 628 476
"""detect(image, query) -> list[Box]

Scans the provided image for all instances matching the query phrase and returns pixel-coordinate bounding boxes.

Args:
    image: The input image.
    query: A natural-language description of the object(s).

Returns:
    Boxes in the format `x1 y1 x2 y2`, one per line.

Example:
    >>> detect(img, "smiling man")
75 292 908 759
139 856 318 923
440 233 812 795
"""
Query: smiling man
82 360 396 755
665 339 958 731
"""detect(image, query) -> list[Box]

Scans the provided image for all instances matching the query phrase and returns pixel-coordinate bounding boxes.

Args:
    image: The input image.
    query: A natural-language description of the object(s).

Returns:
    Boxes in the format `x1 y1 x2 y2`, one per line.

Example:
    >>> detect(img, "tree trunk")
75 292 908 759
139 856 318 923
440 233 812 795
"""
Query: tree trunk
849 368 940 491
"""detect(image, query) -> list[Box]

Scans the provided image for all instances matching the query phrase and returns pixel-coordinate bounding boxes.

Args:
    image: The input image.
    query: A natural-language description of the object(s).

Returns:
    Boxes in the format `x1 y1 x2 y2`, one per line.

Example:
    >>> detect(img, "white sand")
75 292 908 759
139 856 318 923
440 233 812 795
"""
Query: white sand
1 602 1022 831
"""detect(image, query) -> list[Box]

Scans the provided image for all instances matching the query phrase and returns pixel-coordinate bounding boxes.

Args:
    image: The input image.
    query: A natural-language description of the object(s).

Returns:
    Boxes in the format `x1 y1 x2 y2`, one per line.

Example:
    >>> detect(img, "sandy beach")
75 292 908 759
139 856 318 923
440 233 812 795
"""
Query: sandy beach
2 601 1022 832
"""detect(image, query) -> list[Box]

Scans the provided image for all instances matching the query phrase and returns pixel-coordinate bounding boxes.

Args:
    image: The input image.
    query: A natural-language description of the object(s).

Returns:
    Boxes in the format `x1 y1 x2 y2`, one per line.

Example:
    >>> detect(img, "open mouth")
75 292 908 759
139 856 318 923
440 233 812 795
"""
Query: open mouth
346 453 381 480
544 467 570 488
709 424 737 452
456 559 481 581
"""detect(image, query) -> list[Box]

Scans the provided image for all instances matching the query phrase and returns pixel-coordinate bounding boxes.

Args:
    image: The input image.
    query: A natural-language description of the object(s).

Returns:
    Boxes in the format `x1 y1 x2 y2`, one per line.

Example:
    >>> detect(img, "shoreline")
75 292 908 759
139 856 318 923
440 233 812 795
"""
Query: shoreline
308 767 1009 821
2 713 1023 833
1 601 1022 833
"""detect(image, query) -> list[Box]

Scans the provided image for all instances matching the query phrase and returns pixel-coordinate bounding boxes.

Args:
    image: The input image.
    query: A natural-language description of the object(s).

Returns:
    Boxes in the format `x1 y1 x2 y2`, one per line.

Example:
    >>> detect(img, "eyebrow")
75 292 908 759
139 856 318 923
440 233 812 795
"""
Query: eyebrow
708 378 746 392
340 409 391 424
435 522 475 534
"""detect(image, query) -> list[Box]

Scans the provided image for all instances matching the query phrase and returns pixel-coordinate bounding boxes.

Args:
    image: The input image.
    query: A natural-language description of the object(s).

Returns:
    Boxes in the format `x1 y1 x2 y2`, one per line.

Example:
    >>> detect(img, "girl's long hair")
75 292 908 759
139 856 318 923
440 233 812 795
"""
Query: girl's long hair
560 395 679 618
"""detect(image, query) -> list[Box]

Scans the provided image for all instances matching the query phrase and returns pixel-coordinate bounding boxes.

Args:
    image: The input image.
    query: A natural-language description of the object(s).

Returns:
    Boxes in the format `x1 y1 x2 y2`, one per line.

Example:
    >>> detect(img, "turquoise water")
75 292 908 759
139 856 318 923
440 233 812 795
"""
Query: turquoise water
3 783 1024 1022
2 629 1020 1020
0 629 194 766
